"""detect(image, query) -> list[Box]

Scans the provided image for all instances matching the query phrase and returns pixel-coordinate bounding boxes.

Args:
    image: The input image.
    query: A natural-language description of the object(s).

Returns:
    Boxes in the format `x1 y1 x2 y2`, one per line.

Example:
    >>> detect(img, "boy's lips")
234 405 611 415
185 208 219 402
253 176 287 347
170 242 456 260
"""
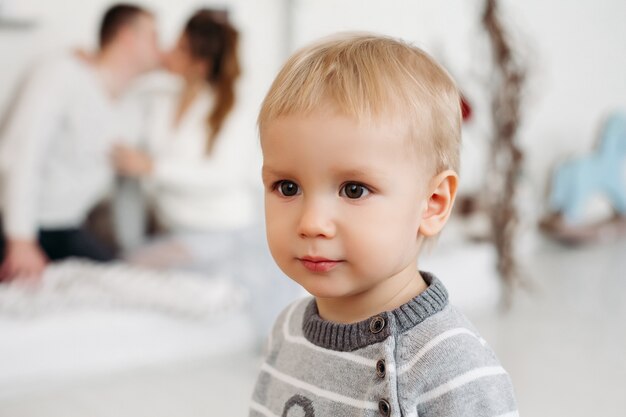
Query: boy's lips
297 256 343 273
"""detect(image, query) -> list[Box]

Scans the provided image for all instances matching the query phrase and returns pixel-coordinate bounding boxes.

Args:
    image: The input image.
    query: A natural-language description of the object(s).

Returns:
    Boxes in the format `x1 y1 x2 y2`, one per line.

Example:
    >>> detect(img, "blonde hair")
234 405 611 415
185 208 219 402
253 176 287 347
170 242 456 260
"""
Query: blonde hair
259 33 462 174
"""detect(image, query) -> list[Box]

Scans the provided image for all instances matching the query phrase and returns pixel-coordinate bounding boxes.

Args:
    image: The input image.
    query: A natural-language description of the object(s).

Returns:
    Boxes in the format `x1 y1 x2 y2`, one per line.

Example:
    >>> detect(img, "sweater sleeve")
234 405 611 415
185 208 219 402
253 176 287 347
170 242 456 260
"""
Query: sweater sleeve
413 336 519 417
151 153 239 191
416 370 518 417
149 133 256 193
142 83 260 195
0 60 69 239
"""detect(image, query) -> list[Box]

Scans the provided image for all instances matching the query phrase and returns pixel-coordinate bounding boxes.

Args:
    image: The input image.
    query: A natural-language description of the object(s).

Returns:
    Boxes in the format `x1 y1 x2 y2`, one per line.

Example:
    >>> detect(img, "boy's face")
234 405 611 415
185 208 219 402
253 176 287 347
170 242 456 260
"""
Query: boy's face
261 111 433 300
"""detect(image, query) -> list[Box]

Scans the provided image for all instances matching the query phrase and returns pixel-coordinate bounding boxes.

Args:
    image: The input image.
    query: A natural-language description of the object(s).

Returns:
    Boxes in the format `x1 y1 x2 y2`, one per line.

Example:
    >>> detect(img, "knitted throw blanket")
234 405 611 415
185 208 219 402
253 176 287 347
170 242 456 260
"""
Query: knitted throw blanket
0 259 247 319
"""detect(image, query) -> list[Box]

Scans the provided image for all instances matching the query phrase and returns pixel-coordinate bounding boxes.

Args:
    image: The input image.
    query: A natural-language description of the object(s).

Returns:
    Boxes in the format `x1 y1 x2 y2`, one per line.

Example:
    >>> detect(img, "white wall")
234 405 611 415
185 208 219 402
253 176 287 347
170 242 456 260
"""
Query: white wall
515 0 626 210
1 0 625 220
289 0 626 216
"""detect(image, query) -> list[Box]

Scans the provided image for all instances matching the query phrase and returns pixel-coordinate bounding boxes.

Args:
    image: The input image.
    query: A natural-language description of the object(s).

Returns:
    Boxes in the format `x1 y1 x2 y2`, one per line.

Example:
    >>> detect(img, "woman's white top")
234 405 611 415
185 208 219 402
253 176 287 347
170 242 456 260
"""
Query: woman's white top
0 53 139 239
144 81 256 232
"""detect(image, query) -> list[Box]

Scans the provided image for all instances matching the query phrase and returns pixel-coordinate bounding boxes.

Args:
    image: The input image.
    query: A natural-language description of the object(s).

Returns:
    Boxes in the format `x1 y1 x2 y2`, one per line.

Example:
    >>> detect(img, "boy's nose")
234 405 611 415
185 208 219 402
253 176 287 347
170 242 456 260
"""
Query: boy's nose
297 201 336 239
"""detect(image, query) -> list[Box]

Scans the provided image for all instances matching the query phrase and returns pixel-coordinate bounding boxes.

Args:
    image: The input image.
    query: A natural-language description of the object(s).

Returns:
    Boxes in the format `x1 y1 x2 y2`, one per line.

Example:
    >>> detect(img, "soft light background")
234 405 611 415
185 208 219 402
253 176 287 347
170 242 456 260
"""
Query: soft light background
0 0 625 416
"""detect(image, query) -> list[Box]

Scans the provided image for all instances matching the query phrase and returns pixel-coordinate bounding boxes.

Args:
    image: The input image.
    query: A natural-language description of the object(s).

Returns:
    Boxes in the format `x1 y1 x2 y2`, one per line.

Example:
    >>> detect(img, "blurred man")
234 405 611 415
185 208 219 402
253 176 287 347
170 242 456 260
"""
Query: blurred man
0 4 160 281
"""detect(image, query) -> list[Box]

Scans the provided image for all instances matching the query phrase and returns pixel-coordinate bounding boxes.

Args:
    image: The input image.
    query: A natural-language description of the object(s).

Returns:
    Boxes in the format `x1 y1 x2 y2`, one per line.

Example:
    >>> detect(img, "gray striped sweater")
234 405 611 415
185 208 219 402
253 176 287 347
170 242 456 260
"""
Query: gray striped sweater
249 273 518 417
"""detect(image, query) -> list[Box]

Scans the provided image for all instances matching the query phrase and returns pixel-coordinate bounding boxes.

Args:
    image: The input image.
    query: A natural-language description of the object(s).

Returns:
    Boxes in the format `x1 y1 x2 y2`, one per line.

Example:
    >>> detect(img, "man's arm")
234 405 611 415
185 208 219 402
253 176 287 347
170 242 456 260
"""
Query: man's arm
0 239 47 281
0 59 68 280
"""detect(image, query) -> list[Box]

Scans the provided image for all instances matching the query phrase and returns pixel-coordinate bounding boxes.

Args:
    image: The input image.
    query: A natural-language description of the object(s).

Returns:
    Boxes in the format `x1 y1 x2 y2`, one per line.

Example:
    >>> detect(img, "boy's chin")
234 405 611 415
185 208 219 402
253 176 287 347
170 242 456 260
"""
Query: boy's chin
294 277 358 300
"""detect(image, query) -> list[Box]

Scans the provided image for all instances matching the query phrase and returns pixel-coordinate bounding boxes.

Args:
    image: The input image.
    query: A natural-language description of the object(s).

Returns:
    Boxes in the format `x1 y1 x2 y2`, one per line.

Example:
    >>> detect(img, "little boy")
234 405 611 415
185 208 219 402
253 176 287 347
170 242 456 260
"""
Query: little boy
249 33 518 417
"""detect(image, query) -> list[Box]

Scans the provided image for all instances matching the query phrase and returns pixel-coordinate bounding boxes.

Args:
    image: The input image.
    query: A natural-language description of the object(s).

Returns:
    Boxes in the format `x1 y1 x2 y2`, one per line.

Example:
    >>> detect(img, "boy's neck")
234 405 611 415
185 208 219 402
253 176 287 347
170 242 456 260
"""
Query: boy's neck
315 267 428 324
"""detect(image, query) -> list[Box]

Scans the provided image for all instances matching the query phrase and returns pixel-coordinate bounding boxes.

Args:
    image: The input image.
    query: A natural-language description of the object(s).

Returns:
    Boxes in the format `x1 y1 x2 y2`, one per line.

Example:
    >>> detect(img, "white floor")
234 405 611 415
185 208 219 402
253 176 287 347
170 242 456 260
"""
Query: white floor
1 235 624 417
468 236 626 417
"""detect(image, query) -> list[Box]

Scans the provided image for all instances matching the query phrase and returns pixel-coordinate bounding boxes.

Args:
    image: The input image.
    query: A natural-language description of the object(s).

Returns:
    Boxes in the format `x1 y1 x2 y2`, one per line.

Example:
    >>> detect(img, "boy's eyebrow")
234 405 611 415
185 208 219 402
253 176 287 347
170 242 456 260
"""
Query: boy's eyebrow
335 167 375 177
332 166 388 181
261 166 291 179
263 165 382 175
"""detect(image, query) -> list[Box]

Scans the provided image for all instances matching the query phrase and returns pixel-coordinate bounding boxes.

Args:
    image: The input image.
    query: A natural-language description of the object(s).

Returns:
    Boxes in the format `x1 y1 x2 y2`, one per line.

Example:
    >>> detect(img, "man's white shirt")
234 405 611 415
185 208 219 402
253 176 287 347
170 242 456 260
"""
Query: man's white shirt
0 52 141 239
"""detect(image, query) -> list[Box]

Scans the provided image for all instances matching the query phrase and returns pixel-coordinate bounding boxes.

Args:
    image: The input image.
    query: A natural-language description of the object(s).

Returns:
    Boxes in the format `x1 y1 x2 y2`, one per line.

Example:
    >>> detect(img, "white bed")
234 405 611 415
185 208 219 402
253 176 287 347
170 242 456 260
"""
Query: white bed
0 260 261 416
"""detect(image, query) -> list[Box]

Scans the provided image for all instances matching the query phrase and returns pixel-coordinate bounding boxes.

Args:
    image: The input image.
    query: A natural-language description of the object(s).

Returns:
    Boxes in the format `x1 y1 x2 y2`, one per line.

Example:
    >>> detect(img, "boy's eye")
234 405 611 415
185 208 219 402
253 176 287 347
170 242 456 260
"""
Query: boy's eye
276 180 300 197
341 183 370 199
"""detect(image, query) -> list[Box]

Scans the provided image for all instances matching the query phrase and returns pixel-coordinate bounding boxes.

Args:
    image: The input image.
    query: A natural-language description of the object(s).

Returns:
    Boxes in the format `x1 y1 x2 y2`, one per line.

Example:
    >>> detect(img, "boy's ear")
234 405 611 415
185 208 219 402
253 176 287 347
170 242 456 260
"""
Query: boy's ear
419 170 459 237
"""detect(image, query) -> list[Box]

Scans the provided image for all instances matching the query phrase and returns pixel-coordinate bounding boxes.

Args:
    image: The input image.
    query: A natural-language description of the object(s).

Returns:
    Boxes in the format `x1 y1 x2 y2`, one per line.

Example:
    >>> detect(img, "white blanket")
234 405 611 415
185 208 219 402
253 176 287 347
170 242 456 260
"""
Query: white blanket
0 260 254 400
0 259 248 319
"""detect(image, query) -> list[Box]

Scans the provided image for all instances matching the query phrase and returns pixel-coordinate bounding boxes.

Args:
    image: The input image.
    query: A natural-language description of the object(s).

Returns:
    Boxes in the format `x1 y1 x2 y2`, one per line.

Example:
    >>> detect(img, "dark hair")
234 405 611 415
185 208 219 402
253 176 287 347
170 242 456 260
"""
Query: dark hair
99 3 150 48
184 9 241 152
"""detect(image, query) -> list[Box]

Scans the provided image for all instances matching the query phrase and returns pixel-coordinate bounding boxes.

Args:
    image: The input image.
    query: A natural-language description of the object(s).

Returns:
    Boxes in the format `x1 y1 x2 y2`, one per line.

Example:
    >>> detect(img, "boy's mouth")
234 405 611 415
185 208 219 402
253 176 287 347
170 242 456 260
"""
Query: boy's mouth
297 256 343 273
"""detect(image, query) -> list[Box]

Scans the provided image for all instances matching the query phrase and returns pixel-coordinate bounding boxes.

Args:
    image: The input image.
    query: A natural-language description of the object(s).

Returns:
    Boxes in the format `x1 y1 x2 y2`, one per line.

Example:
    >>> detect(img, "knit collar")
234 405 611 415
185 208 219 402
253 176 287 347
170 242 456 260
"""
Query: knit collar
301 272 448 352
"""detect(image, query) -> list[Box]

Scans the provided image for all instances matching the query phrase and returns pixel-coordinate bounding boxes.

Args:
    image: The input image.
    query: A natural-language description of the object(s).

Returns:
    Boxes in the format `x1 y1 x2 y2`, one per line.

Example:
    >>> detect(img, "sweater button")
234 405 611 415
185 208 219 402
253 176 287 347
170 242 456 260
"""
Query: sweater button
376 359 386 378
370 316 386 334
378 399 391 416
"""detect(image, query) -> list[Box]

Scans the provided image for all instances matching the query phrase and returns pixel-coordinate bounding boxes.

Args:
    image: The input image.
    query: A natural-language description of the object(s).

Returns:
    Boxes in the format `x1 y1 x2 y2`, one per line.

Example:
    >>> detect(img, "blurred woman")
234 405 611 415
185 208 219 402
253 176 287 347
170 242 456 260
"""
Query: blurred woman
112 9 257 273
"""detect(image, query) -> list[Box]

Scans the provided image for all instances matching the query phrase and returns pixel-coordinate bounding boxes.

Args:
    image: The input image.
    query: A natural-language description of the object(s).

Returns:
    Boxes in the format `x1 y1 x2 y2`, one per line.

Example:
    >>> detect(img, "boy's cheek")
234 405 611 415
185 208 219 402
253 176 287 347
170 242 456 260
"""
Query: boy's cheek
266 222 292 262
266 236 289 276
264 203 285 234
